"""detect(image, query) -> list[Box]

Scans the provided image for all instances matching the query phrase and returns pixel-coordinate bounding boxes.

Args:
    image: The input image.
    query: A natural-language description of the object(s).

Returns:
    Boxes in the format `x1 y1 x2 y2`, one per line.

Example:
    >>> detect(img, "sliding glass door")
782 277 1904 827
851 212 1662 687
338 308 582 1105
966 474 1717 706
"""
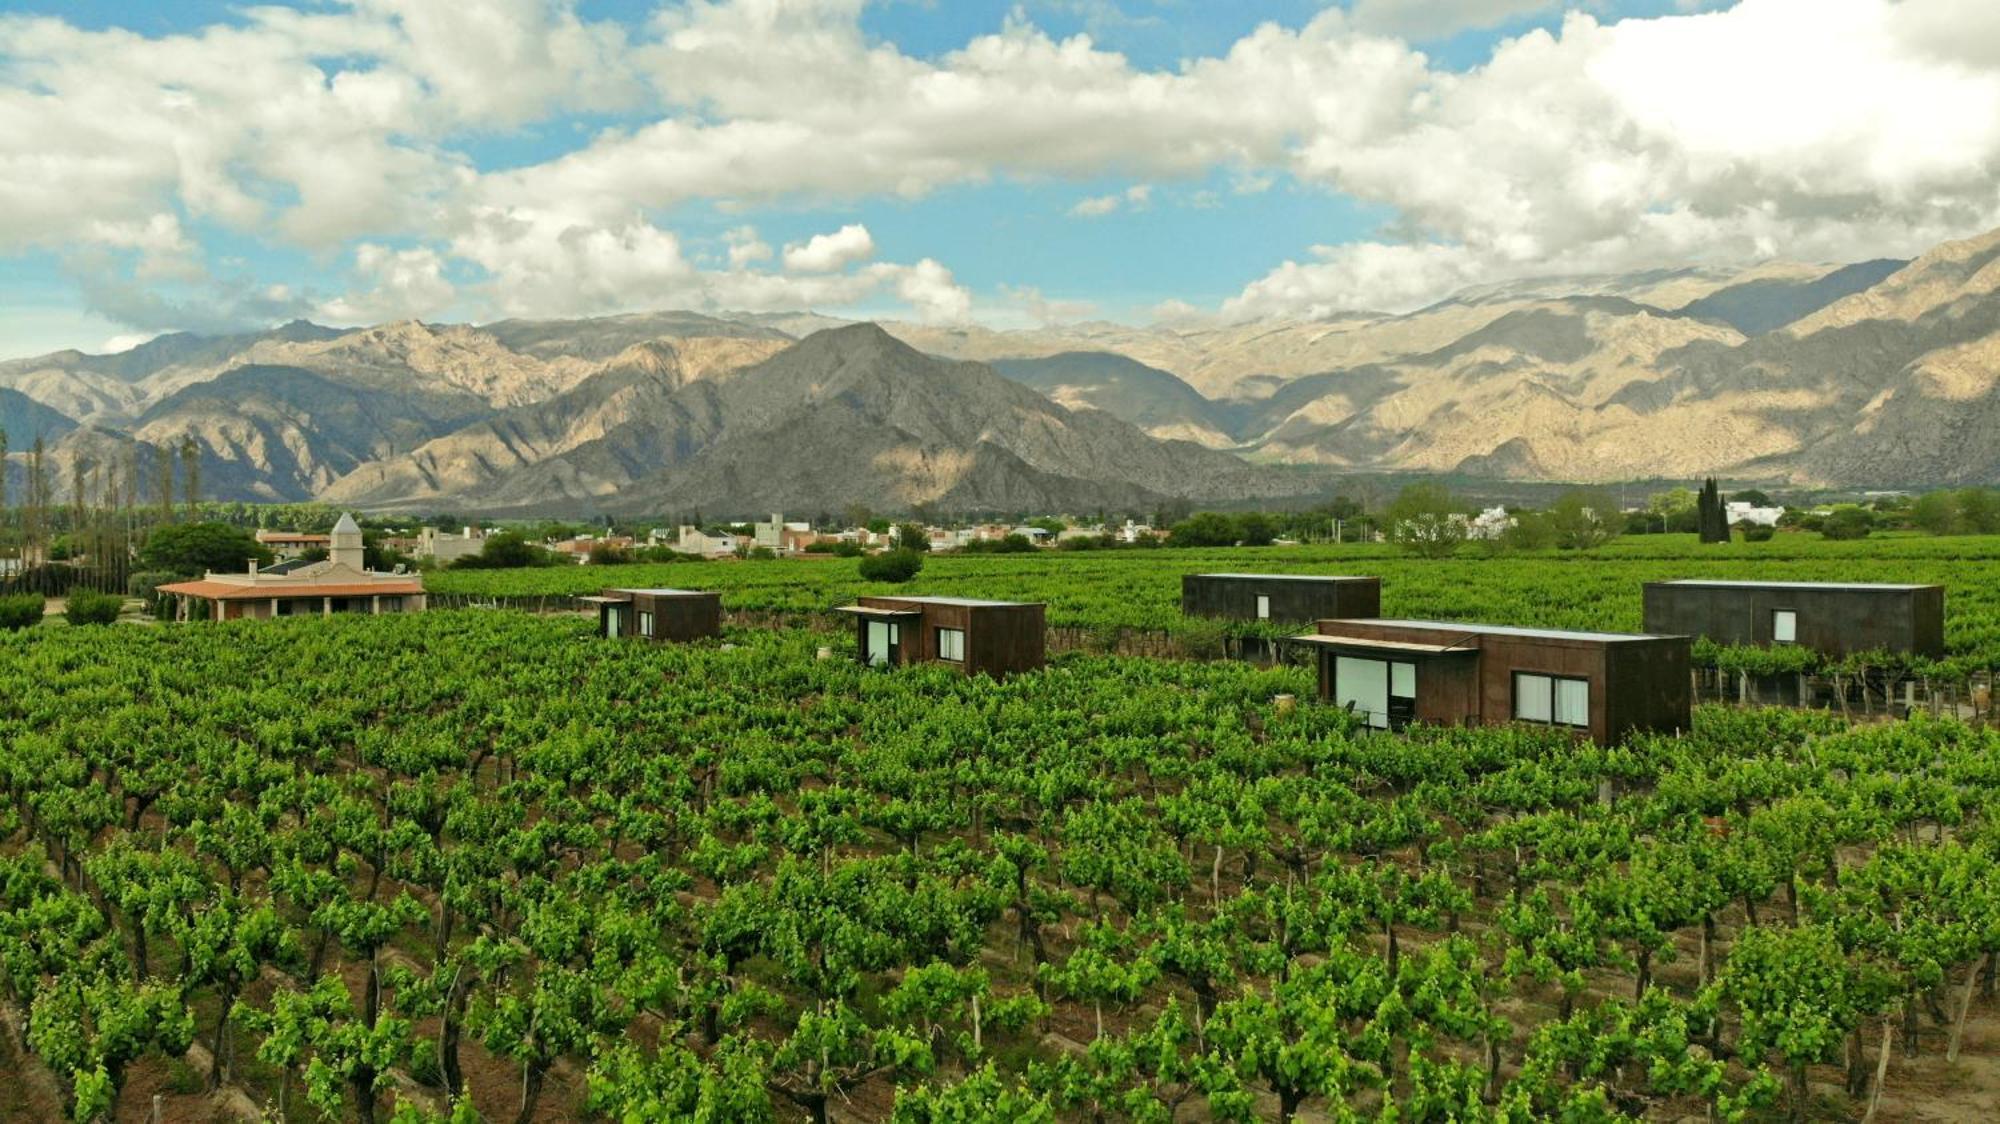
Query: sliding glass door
1332 655 1417 729
864 620 901 667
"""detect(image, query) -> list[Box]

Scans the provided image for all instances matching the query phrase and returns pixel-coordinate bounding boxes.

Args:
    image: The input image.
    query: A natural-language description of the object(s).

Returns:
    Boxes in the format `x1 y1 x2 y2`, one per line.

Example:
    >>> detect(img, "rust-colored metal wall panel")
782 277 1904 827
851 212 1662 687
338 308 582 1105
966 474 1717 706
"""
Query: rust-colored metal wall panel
968 603 1047 677
1182 575 1381 623
858 597 1045 676
1602 638 1693 742
635 592 722 643
1309 619 1691 746
1642 582 1945 658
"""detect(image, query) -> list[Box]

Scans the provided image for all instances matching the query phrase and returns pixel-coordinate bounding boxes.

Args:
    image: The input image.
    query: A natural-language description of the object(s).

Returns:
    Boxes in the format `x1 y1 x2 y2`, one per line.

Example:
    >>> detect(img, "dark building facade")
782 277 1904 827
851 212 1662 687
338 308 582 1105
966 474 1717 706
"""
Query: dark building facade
1294 618 1691 747
833 596 1045 677
582 588 723 643
1642 580 1945 658
1182 573 1382 623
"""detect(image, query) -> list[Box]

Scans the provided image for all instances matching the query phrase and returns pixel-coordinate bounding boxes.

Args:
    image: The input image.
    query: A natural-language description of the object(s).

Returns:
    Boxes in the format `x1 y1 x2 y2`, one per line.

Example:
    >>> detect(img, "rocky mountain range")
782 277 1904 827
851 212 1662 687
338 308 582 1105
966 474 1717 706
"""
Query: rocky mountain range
4 225 2000 513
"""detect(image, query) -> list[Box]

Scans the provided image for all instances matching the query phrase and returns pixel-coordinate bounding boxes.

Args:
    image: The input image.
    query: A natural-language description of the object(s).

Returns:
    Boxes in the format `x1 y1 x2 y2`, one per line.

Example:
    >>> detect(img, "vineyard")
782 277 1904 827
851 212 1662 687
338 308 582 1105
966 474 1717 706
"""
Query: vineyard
4 610 2000 1122
429 534 2000 677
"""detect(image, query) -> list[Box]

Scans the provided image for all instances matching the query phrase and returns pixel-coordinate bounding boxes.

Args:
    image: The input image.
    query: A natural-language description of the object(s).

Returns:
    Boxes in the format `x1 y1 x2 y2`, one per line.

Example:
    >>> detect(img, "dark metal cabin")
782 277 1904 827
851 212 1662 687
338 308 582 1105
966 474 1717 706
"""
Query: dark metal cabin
832 596 1046 677
580 588 723 643
1294 618 1691 747
1642 580 1945 658
1181 573 1382 623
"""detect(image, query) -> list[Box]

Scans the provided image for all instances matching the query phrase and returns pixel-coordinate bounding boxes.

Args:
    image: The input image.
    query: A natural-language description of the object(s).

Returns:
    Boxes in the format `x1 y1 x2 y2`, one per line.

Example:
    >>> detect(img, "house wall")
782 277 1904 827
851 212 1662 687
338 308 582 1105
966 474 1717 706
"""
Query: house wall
1182 575 1381 623
1313 647 1480 727
1603 638 1693 742
967 603 1047 677
1642 583 1945 657
1472 634 1613 743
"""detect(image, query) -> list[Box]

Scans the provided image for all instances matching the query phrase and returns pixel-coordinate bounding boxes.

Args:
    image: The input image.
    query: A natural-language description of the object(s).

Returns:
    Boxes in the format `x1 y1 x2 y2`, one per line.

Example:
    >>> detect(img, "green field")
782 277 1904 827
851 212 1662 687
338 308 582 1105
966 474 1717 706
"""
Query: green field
432 534 2000 673
3 610 2000 1122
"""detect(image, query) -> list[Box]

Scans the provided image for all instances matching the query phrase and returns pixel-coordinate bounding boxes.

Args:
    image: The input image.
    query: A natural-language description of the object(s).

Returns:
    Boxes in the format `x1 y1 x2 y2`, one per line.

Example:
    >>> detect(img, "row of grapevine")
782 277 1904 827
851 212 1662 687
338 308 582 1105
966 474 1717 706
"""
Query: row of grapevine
426 535 2000 677
0 611 1997 1120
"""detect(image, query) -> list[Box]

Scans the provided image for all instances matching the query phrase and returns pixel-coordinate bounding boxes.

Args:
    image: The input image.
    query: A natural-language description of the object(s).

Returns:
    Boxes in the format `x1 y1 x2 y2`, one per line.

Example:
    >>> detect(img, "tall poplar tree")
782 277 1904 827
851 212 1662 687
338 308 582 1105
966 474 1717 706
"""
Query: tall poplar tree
179 436 200 519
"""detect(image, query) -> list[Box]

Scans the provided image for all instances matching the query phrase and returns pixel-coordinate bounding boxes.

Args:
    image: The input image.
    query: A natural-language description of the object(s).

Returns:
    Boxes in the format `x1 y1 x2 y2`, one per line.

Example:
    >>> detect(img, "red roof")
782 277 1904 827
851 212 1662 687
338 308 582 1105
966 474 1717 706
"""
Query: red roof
157 580 426 600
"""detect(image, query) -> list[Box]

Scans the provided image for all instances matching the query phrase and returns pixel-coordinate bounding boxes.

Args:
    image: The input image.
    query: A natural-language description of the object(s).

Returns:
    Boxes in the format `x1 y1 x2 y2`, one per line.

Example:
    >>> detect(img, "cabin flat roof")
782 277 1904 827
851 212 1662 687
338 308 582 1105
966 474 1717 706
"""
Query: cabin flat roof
1328 618 1675 643
610 588 716 597
874 595 1038 608
1289 634 1475 655
1652 579 1938 592
833 605 924 618
1192 573 1376 582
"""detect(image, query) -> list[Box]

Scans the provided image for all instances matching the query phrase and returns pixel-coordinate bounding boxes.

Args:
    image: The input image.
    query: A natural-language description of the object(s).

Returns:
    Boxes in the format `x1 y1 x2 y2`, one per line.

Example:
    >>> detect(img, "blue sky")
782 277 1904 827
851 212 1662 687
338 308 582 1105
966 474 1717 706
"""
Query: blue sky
0 0 1991 357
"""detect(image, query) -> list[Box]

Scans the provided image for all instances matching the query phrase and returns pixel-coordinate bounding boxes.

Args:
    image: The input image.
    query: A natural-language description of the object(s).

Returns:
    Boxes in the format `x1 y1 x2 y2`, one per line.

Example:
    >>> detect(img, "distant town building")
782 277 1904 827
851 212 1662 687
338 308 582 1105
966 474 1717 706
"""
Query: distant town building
1118 519 1155 544
673 526 739 557
1466 506 1514 540
416 526 486 564
752 513 818 553
254 528 331 560
160 514 425 622
549 535 635 562
1725 501 1784 527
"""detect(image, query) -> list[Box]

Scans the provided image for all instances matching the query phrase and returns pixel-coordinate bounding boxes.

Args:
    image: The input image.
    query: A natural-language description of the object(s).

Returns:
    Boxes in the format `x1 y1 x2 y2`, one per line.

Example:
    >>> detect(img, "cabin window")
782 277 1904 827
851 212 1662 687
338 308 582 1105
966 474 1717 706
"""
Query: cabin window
936 627 966 662
379 597 404 614
605 606 625 637
1772 609 1797 644
1333 655 1418 730
1256 595 1271 620
1514 673 1589 728
638 610 655 638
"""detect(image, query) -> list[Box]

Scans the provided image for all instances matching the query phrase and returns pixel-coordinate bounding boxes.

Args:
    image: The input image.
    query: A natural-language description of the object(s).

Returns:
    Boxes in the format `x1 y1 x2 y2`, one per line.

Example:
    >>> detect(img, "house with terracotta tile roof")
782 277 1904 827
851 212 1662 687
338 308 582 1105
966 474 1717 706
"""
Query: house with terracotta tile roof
159 514 426 622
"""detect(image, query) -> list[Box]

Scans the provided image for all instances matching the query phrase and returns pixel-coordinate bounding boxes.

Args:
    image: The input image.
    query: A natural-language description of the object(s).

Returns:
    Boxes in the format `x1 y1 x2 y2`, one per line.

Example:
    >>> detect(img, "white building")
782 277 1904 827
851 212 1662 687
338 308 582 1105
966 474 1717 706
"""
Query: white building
416 526 486 564
673 526 739 556
1467 506 1515 540
754 513 816 552
1726 501 1784 527
1118 519 1154 544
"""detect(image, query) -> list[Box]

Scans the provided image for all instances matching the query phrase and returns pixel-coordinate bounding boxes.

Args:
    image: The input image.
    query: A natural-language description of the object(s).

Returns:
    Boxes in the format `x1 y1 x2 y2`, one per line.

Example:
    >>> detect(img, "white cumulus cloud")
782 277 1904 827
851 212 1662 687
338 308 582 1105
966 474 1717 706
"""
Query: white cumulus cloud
1069 184 1153 218
7 0 2000 336
782 224 877 272
1347 0 1567 39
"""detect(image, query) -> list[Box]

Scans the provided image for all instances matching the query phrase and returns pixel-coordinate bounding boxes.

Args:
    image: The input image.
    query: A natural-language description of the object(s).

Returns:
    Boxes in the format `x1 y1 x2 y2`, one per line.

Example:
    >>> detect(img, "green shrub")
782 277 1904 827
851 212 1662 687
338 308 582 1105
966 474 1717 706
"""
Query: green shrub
1741 524 1776 542
65 590 124 626
858 549 924 583
964 534 1036 554
1820 506 1874 541
127 570 178 604
0 594 45 631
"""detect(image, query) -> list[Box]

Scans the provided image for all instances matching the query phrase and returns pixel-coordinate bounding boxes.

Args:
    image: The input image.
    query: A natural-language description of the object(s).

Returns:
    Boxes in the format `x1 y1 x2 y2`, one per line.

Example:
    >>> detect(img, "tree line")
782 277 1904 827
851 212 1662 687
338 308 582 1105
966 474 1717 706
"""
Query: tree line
0 430 210 596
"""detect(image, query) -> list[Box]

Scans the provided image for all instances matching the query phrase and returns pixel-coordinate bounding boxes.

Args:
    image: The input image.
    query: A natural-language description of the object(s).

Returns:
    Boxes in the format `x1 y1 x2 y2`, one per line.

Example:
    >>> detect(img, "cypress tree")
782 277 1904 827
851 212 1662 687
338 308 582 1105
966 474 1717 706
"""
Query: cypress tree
1698 477 1731 543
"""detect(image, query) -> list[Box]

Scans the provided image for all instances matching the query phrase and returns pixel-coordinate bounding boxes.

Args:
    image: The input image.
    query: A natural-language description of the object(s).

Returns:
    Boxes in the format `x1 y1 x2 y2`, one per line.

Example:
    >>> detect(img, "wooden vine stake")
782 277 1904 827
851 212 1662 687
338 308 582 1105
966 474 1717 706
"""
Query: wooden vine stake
1950 953 1988 1063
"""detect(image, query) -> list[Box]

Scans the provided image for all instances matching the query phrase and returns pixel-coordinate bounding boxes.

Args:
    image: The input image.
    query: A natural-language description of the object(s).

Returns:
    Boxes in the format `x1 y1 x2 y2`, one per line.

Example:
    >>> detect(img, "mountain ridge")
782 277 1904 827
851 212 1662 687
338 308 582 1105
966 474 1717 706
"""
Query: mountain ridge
4 232 1998 507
